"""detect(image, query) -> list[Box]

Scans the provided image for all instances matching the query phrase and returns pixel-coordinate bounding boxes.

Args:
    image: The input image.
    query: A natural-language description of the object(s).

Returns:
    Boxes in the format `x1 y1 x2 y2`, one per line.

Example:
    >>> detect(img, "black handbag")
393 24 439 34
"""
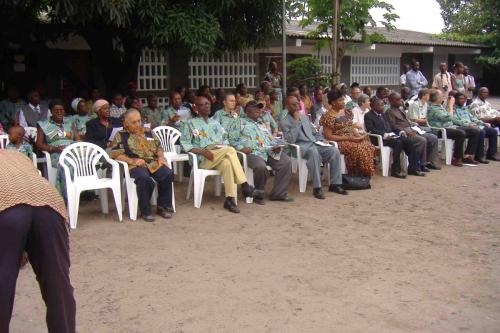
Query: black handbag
341 175 371 190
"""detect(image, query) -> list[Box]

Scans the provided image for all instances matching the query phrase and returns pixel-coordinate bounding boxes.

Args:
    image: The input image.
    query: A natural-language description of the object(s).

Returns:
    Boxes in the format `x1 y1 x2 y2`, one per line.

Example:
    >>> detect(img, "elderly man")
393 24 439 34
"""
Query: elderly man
386 92 440 172
211 93 240 131
469 87 500 129
432 62 452 98
17 89 50 127
111 109 174 222
228 101 293 205
181 96 254 213
161 91 191 130
345 85 362 111
406 59 428 96
280 96 347 199
408 88 431 127
427 89 481 166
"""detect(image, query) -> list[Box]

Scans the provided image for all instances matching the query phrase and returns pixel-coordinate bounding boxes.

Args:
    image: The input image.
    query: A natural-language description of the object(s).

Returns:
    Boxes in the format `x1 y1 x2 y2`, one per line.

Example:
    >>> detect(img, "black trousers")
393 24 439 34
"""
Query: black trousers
441 128 466 159
130 165 173 216
0 205 75 333
246 153 292 198
459 127 481 158
383 137 418 174
483 127 498 157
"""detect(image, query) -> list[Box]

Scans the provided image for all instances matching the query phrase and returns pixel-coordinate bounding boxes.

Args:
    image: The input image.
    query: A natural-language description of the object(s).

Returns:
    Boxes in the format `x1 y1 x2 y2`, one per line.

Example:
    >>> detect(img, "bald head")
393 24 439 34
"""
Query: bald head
388 92 402 108
194 96 211 117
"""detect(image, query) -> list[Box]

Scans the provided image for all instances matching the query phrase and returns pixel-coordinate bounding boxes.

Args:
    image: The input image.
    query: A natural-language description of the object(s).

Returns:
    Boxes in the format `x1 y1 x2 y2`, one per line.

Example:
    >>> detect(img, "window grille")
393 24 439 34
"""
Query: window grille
313 53 332 74
188 51 256 89
139 97 170 110
350 56 400 86
137 48 169 91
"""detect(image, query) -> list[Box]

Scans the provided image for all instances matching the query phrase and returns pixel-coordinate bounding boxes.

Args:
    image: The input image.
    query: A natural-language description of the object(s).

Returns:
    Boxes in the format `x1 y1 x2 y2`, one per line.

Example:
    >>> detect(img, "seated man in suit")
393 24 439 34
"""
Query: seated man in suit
386 92 440 172
180 96 254 213
279 96 347 199
228 101 293 205
364 98 423 177
17 89 50 127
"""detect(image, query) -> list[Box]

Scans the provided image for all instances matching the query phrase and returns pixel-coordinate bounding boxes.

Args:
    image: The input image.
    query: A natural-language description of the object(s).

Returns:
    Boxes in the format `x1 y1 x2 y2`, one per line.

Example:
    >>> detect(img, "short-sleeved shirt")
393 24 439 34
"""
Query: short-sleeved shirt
427 103 466 129
180 117 228 164
212 109 240 131
228 117 278 161
109 129 161 173
469 98 500 119
454 105 484 128
68 114 90 136
6 142 33 160
408 99 428 121
140 106 163 128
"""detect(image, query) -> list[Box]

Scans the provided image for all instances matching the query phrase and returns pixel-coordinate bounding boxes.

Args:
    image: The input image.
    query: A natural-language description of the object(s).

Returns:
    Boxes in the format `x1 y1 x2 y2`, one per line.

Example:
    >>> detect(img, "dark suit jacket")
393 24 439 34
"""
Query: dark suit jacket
364 110 395 145
386 107 416 134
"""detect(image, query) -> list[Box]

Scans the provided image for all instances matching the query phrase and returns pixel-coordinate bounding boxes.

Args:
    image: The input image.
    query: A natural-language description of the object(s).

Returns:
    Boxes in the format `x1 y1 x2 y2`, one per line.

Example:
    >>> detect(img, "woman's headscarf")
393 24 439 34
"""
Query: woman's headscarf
71 98 83 112
93 99 109 114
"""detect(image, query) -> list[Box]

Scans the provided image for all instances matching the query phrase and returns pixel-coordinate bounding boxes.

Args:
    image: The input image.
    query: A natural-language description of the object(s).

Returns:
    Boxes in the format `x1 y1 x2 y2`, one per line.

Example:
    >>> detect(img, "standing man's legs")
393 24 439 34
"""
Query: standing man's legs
267 153 292 199
0 205 32 332
27 207 75 333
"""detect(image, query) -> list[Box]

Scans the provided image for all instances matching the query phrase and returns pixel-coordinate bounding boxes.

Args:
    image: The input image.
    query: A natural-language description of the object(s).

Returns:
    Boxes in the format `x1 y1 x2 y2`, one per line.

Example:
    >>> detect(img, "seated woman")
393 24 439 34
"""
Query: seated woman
320 89 375 177
69 98 91 139
85 99 115 150
110 109 174 222
36 99 80 197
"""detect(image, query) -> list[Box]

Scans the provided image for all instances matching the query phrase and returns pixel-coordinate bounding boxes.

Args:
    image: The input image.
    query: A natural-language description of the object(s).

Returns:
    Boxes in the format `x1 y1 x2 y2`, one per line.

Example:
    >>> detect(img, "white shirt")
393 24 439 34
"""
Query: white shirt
351 106 369 132
18 103 51 128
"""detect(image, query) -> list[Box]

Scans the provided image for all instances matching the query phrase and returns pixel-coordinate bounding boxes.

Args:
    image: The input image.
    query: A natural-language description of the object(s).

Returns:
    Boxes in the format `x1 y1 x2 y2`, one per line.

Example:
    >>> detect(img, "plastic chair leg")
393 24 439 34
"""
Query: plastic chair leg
381 148 390 177
171 183 176 213
186 170 194 200
298 160 308 193
193 173 206 208
214 175 222 197
445 139 453 165
111 186 123 222
100 188 109 214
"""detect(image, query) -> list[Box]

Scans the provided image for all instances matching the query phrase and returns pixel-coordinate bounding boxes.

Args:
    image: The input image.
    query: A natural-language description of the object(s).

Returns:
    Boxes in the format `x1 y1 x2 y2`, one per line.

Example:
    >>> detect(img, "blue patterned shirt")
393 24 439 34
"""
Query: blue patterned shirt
6 142 33 160
454 105 485 128
211 109 240 131
180 117 229 164
427 103 467 129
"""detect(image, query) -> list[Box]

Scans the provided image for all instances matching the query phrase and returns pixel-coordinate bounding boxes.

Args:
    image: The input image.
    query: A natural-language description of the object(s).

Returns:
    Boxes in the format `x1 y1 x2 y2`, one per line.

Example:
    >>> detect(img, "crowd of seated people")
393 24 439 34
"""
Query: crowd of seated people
0 66 498 221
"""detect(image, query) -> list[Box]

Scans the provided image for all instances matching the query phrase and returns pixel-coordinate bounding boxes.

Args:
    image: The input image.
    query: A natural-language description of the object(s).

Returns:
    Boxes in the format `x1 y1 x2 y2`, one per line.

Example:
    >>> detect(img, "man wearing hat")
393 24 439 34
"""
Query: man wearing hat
228 101 293 205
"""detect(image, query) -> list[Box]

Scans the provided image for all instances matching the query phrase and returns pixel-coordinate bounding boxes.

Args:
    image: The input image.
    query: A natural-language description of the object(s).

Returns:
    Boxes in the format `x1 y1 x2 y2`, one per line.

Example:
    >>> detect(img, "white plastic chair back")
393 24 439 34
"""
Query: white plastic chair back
59 142 109 183
0 134 9 149
152 126 181 154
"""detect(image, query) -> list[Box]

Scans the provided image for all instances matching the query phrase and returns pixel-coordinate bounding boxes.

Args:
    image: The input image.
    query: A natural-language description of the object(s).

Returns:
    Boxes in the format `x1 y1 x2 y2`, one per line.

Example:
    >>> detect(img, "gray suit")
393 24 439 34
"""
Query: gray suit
280 113 342 188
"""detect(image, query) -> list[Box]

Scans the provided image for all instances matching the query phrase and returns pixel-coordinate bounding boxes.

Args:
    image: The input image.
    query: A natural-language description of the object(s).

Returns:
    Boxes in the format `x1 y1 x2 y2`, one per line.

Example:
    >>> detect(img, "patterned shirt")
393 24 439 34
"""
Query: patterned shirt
140 106 163 128
180 117 228 164
109 104 127 119
68 114 90 136
427 103 466 129
38 118 76 165
212 109 240 131
469 98 500 119
228 117 280 161
160 106 191 128
0 99 24 130
109 129 162 173
454 105 484 128
6 142 33 160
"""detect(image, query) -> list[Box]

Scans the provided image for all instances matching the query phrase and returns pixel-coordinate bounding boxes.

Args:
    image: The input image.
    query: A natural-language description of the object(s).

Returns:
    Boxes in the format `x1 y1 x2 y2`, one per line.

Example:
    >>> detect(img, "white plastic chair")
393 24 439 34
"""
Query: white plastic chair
117 160 176 221
289 142 343 193
431 127 454 165
0 134 8 149
152 126 189 182
368 134 392 177
59 142 123 229
186 152 235 208
43 151 58 186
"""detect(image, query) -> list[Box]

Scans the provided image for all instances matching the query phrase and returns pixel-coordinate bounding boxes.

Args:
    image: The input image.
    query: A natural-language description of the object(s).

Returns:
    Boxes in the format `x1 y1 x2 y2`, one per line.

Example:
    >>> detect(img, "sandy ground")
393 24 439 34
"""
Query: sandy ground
10 160 500 333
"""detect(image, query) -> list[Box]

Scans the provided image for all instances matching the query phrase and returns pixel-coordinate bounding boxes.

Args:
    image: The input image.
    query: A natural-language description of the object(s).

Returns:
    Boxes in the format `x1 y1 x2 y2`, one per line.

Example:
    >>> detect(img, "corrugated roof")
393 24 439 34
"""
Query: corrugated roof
286 21 485 48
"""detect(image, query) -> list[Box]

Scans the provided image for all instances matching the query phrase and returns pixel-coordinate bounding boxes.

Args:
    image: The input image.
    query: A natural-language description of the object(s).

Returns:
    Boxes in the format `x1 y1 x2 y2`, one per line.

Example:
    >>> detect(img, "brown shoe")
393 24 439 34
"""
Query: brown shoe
157 207 173 219
451 158 463 167
463 156 478 164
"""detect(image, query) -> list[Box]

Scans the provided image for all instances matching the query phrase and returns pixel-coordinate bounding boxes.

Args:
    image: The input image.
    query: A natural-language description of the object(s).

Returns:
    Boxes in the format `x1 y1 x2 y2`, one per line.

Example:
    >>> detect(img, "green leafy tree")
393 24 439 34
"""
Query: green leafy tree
436 0 500 67
1 0 282 93
287 56 330 88
287 0 398 85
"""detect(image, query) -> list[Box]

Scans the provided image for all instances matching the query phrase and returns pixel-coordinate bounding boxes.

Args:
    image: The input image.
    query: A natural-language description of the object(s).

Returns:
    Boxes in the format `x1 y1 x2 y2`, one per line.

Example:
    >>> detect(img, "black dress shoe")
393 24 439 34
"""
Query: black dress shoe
253 197 265 205
408 170 426 177
391 172 406 179
421 166 431 172
241 183 255 198
142 214 155 222
313 188 325 199
269 195 294 202
328 184 348 195
223 198 240 213
157 207 173 219
426 163 441 170
477 158 489 164
486 155 500 161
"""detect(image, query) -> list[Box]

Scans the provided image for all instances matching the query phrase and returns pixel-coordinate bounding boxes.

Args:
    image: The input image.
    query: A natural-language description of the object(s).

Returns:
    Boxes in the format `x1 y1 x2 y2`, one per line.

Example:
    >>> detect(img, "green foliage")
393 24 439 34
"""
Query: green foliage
287 0 398 81
287 56 330 87
436 0 500 68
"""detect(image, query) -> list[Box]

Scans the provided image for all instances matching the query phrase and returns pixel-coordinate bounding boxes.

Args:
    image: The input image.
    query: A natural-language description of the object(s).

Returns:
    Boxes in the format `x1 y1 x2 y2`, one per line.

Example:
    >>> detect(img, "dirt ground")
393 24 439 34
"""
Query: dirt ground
10 161 500 332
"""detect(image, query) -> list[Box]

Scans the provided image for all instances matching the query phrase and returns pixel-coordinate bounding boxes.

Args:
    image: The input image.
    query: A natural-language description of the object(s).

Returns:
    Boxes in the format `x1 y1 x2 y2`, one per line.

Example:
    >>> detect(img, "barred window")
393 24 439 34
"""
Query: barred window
312 53 332 74
189 51 256 89
350 56 400 86
137 48 169 92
